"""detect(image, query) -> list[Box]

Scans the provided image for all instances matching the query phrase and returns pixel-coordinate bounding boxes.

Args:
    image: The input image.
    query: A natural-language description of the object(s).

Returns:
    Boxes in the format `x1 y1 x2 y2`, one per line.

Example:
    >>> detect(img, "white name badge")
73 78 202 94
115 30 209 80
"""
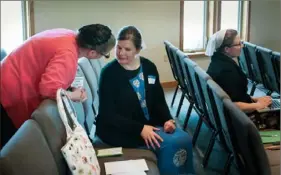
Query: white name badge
148 75 156 84
71 76 84 88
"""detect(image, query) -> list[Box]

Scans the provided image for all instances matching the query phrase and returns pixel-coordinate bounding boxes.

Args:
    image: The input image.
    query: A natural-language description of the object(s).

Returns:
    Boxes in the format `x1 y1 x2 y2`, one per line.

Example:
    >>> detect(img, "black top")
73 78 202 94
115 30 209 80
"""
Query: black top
207 52 252 103
96 57 172 148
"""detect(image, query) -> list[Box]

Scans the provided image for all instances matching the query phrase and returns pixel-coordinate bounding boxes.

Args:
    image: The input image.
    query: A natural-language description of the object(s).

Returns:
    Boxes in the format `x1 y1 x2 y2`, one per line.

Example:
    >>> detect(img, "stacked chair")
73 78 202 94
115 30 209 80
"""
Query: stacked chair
239 41 280 96
164 40 280 175
0 58 160 175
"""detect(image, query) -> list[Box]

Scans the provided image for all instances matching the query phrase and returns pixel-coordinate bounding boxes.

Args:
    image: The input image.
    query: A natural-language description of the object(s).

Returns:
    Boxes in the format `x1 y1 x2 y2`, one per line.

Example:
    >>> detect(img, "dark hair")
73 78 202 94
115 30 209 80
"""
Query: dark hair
117 26 142 50
76 24 116 55
217 29 238 53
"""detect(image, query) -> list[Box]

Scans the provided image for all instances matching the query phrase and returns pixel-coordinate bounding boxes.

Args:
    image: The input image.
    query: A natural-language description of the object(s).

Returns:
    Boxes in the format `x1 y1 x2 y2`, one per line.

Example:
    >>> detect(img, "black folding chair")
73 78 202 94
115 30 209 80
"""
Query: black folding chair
272 51 280 93
164 41 180 107
243 42 263 95
174 50 197 127
256 46 279 95
169 45 188 118
194 67 221 168
223 98 271 175
207 80 235 174
181 58 199 130
184 59 212 146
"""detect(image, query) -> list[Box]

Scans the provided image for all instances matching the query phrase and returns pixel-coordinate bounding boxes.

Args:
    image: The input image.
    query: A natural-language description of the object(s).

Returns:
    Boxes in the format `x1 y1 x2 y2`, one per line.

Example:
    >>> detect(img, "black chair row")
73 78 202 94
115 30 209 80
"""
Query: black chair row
238 42 280 96
164 41 271 175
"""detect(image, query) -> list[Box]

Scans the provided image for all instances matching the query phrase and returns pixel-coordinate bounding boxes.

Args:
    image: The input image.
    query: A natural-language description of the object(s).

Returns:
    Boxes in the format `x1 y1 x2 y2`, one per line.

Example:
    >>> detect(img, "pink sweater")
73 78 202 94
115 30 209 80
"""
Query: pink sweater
1 29 79 128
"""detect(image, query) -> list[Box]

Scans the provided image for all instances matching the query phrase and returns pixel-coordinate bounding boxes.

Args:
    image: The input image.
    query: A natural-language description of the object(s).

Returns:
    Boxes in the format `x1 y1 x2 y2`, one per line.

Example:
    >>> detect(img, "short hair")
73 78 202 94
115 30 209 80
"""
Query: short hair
76 24 116 55
117 26 142 50
217 29 238 53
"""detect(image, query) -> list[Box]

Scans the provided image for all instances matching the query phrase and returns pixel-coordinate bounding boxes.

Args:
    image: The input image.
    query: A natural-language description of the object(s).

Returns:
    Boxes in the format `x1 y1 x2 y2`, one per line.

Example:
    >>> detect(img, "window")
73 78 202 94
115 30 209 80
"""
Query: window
181 1 250 53
1 1 32 54
220 1 240 31
183 1 206 52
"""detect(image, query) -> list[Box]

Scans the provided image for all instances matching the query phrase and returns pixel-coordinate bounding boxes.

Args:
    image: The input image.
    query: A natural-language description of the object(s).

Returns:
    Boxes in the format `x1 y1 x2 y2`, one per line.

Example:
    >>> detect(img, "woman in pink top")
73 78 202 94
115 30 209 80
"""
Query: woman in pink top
0 24 116 147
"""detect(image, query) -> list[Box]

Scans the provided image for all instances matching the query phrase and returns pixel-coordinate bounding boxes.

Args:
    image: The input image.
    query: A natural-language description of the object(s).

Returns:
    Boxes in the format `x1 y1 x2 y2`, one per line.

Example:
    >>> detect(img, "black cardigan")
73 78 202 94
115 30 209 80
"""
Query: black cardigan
96 57 172 147
207 52 252 103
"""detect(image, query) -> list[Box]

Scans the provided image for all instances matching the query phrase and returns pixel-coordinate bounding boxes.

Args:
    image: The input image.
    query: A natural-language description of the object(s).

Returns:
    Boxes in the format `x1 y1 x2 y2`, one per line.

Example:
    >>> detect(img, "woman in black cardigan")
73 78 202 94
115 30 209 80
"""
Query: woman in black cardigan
206 29 279 128
96 26 194 175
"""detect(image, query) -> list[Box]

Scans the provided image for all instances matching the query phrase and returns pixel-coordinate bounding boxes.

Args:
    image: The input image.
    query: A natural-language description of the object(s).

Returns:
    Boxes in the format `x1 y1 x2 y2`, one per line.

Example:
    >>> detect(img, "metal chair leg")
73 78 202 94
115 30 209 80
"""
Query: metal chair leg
192 116 203 145
171 85 179 107
202 130 218 168
183 103 194 130
223 154 234 175
175 92 185 118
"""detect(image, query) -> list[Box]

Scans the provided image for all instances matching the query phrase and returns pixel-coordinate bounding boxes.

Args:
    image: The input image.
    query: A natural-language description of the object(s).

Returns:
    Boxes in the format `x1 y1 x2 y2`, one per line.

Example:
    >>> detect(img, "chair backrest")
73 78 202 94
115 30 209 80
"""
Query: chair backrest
78 58 100 115
194 67 219 131
31 99 68 175
76 63 97 138
243 42 263 83
256 46 279 93
164 41 178 81
207 80 233 152
0 120 59 175
182 58 202 111
272 51 280 89
1 48 7 61
223 98 271 175
238 45 252 79
176 50 195 98
170 45 186 90
185 58 206 115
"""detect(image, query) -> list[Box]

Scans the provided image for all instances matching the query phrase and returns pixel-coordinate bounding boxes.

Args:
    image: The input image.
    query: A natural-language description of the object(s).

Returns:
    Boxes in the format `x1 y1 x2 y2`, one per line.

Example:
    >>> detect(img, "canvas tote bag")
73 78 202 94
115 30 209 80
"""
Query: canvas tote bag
56 88 100 175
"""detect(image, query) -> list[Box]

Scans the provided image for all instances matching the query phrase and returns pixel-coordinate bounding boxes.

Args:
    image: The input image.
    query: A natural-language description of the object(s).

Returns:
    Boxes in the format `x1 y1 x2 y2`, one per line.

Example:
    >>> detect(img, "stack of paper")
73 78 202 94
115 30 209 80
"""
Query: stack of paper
97 147 123 157
104 159 149 175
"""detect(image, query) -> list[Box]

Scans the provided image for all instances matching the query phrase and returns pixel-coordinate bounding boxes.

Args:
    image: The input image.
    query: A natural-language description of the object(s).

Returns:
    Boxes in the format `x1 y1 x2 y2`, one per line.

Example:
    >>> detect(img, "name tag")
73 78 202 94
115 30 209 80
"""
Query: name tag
148 75 156 84
71 76 84 88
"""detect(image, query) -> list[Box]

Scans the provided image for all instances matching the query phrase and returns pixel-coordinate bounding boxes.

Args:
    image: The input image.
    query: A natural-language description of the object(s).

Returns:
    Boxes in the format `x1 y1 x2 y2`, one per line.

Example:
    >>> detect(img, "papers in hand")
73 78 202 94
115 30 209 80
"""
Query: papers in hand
97 147 123 157
104 159 149 175
71 76 84 88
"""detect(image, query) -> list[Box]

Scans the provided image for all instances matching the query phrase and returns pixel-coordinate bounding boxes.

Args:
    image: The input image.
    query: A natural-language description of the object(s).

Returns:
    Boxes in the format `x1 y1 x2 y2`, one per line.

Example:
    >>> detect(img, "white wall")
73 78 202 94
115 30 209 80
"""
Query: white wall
33 1 280 82
249 1 280 52
34 1 180 82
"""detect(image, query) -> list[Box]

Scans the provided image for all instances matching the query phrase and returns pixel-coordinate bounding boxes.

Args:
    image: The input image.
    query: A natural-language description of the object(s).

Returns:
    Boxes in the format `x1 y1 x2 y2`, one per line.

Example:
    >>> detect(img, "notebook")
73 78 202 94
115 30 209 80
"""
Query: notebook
97 147 123 157
259 130 280 144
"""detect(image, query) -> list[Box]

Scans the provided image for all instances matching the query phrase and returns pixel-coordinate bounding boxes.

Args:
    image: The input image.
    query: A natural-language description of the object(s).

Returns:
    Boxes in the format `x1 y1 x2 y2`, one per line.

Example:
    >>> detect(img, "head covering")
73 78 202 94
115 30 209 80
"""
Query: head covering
205 29 227 56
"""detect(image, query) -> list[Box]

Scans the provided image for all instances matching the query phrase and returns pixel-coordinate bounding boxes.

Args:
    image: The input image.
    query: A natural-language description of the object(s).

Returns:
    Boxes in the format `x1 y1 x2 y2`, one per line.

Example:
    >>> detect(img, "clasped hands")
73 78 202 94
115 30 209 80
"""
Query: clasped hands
140 119 176 149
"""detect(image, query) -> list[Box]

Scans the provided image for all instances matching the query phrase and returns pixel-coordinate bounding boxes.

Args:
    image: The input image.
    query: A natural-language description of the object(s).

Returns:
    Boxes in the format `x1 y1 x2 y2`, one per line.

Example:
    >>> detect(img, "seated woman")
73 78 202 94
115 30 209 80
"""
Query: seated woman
206 29 279 128
96 26 194 175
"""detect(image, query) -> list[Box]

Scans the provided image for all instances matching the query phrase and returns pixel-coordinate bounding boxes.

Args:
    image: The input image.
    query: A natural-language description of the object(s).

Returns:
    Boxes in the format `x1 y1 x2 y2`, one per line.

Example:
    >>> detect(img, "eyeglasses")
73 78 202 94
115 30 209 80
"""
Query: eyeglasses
100 52 110 59
230 41 243 47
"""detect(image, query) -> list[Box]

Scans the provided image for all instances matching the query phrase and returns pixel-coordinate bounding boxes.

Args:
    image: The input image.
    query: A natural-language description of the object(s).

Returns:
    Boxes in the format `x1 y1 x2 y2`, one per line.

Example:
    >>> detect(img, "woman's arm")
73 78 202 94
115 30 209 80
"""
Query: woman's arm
235 98 272 113
39 50 77 99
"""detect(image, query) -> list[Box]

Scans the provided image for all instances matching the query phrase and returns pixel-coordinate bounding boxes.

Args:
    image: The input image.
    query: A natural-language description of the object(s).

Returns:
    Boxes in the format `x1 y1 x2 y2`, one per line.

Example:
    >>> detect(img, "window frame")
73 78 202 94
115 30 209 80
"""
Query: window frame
180 0 251 55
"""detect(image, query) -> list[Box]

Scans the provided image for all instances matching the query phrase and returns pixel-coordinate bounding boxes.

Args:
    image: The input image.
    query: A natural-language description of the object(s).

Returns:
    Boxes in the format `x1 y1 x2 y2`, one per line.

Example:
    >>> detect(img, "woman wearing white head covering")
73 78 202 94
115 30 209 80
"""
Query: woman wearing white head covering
206 29 278 128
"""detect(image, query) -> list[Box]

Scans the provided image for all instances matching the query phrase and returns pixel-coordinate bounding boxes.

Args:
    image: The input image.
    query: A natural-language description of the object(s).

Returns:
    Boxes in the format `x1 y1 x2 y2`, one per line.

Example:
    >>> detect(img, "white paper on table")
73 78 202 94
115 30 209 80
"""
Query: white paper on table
104 159 149 175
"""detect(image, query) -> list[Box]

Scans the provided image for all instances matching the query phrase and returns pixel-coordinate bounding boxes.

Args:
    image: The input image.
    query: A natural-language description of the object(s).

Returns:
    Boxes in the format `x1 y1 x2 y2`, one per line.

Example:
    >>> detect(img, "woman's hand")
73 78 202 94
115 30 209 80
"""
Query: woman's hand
141 125 163 149
67 87 87 102
256 96 272 110
164 119 176 133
